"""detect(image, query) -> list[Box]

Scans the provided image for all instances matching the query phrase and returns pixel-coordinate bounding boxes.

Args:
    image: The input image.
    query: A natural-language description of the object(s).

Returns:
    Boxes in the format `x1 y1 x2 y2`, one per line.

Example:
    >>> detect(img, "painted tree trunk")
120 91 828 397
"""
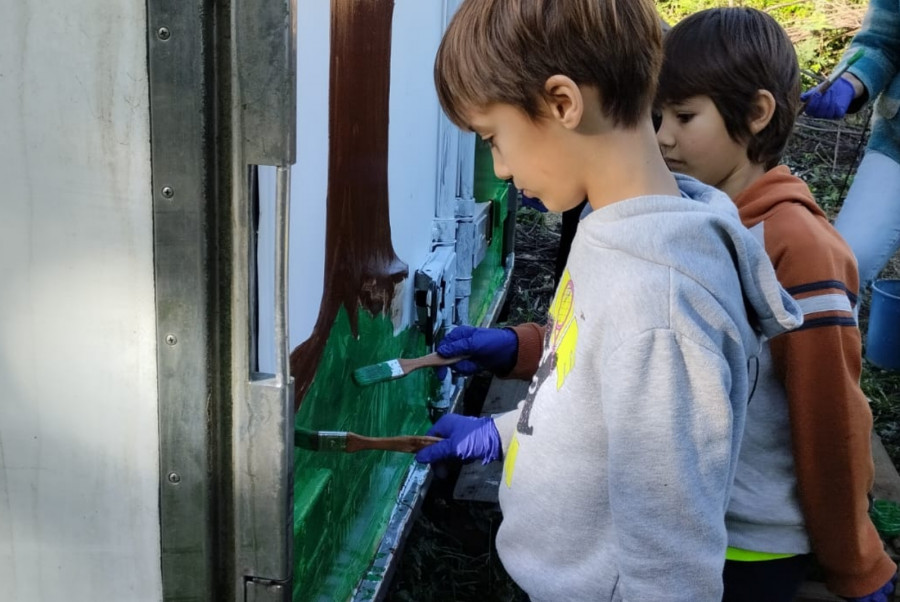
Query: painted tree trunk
290 0 407 408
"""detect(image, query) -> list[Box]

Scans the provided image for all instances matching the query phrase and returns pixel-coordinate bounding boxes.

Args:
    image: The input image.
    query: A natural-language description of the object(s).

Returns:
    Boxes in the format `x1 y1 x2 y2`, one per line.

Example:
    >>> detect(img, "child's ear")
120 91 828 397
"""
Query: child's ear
749 90 776 134
543 75 583 129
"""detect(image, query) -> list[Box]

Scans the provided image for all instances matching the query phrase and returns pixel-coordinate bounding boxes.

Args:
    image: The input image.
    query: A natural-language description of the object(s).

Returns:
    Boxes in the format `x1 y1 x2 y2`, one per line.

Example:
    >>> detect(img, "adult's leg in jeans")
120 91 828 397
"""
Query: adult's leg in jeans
722 555 812 602
834 151 900 291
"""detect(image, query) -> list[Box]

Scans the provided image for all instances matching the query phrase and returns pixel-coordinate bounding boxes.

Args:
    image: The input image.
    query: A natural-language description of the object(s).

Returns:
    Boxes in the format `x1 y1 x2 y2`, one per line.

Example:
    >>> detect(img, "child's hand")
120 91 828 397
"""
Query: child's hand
802 76 855 119
842 575 896 602
414 415 501 465
436 325 518 375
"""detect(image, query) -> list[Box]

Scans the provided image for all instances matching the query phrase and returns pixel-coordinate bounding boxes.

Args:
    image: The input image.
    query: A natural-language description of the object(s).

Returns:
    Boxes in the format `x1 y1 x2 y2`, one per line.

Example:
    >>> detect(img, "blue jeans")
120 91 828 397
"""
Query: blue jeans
834 150 900 291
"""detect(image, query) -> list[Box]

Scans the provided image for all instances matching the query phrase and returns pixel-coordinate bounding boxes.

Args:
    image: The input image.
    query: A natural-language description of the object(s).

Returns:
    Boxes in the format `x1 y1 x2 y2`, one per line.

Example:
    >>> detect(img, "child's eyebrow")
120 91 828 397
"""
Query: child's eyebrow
665 101 693 112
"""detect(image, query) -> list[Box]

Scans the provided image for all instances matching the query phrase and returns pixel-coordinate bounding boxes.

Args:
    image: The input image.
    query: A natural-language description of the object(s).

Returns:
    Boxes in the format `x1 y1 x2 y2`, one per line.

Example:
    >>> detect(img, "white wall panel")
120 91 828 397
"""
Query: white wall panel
0 2 161 600
388 0 445 328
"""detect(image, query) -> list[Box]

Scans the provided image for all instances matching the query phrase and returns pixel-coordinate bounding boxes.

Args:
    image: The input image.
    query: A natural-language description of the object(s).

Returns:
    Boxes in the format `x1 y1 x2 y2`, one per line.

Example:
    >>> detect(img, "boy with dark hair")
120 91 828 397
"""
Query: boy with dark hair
655 7 897 602
414 0 801 599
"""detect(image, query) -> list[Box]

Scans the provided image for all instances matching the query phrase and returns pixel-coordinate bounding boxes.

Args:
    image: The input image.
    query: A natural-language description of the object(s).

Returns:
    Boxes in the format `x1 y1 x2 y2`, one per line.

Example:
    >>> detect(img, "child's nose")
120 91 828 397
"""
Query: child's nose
656 117 675 148
492 156 511 181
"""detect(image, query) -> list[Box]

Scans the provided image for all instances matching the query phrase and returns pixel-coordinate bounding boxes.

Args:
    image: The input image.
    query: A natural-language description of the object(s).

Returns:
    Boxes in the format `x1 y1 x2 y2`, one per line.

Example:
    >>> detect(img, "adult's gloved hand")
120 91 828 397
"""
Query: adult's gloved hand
802 76 855 119
843 575 896 602
437 325 518 375
415 414 501 465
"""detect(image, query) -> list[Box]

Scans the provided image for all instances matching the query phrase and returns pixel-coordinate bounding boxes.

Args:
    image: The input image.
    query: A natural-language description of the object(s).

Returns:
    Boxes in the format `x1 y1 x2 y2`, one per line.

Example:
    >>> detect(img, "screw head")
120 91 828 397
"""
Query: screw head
165 334 177 346
161 186 174 199
167 472 181 484
157 27 171 41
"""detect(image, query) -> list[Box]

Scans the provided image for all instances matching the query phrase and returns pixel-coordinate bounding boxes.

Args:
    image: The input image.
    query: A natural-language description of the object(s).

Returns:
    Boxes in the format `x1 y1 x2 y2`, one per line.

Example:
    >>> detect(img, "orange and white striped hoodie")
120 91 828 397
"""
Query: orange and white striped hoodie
727 165 896 598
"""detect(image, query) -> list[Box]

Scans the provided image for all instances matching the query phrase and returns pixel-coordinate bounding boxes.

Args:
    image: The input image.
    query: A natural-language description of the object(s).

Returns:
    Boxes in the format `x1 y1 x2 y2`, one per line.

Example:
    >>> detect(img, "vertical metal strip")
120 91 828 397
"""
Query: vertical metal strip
274 166 291 385
233 0 297 596
146 0 214 600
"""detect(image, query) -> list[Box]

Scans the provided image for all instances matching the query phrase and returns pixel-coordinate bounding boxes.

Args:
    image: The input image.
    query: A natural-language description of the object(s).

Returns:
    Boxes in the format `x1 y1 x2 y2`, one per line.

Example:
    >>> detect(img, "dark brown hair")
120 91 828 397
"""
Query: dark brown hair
435 0 662 129
657 7 800 169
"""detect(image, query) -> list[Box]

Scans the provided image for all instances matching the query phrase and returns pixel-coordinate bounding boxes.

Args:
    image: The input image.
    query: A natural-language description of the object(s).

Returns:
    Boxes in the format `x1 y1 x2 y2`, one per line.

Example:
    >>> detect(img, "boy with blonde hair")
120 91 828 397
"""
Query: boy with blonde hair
655 7 897 602
415 1 801 599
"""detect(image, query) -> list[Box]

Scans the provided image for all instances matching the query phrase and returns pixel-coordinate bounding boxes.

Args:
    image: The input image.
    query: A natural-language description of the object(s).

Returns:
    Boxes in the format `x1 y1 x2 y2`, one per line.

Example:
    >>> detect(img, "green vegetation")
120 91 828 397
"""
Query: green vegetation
658 0 868 84
866 368 900 462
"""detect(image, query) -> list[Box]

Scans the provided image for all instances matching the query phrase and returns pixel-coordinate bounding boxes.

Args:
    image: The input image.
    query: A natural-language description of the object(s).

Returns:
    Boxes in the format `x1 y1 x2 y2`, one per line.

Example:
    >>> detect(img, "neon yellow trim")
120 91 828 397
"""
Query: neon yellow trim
504 435 519 488
726 546 798 562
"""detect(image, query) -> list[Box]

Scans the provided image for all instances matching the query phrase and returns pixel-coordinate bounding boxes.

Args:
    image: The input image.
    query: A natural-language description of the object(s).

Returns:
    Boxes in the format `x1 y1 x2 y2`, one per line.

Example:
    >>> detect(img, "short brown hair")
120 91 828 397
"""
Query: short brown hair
657 8 800 169
435 0 663 129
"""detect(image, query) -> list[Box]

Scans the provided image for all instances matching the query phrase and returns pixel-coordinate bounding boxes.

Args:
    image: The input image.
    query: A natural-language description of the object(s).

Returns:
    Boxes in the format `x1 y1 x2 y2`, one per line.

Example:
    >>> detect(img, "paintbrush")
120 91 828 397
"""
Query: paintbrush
352 352 464 386
294 427 440 453
799 48 864 115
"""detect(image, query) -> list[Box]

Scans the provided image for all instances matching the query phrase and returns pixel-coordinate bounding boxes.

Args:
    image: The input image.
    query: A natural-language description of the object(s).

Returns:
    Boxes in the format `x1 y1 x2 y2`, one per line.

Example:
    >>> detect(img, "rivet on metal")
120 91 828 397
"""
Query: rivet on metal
165 334 178 346
157 27 171 41
161 186 174 199
167 472 181 484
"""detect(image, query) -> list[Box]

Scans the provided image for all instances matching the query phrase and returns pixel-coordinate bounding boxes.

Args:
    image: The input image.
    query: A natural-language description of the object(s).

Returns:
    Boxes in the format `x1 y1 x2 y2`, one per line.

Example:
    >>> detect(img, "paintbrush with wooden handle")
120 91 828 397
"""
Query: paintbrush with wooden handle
295 427 440 453
352 352 465 387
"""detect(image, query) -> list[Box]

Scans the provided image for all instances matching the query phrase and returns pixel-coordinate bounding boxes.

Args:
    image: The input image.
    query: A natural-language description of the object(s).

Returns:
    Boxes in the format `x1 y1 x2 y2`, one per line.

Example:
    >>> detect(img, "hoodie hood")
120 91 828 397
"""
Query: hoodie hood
581 173 802 340
733 165 824 227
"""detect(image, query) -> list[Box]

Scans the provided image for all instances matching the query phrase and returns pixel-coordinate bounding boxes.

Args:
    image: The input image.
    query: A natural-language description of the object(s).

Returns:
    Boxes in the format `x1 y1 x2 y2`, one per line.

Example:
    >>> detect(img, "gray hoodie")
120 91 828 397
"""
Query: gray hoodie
493 175 801 602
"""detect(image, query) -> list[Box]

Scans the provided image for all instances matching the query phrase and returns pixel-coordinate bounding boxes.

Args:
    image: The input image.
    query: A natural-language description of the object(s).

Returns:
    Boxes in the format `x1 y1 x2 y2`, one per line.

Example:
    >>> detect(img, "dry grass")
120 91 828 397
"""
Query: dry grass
502 211 561 326
777 0 866 43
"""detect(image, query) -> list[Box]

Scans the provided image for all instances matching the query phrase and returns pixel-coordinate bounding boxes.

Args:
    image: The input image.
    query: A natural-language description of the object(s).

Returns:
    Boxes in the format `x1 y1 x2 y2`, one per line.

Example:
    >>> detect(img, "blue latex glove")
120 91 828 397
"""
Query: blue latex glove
415 414 501 465
843 576 897 602
802 76 855 119
436 325 518 375
521 193 548 212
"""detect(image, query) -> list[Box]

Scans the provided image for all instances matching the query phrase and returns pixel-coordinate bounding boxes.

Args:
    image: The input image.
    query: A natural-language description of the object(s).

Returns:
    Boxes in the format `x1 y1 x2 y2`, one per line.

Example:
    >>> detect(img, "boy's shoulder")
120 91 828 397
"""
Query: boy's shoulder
764 202 854 266
734 165 818 226
737 167 857 283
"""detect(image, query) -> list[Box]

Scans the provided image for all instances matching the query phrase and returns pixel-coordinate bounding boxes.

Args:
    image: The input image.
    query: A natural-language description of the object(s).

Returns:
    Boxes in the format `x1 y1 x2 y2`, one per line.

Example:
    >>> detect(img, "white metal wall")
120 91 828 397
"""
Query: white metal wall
0 2 162 600
386 0 446 326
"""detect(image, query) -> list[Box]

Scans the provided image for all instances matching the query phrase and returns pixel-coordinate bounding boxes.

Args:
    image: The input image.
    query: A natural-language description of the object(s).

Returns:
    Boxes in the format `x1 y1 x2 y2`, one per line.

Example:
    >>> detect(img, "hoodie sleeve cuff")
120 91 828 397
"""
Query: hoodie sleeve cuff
848 57 885 110
503 323 545 380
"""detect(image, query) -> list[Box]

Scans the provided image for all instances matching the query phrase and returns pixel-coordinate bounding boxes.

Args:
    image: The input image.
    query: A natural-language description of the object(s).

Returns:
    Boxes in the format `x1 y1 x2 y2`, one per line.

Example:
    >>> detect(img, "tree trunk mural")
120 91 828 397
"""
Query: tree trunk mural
290 0 406 408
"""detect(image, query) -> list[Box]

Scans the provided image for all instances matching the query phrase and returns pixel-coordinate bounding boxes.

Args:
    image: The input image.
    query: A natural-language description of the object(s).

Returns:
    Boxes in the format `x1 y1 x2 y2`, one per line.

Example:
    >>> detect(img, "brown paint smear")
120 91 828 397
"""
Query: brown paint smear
290 0 407 409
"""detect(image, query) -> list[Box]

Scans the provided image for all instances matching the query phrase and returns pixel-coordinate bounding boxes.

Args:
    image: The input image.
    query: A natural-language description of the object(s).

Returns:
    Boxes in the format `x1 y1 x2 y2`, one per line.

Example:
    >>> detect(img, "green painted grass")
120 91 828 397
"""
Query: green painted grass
292 307 435 602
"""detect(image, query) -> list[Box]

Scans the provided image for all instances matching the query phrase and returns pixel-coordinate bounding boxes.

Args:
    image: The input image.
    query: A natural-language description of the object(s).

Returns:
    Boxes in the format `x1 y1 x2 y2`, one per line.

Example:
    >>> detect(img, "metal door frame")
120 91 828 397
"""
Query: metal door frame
147 0 297 600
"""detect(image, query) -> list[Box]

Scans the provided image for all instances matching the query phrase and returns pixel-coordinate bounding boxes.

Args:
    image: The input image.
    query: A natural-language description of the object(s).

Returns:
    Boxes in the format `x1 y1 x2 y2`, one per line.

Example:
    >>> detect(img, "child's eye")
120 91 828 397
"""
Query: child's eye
483 137 496 149
676 113 694 124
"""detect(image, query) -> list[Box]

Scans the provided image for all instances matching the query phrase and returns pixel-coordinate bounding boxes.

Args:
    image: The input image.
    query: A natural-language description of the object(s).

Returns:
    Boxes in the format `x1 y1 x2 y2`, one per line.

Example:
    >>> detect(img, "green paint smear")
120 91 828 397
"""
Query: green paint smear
292 307 433 602
469 138 510 325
